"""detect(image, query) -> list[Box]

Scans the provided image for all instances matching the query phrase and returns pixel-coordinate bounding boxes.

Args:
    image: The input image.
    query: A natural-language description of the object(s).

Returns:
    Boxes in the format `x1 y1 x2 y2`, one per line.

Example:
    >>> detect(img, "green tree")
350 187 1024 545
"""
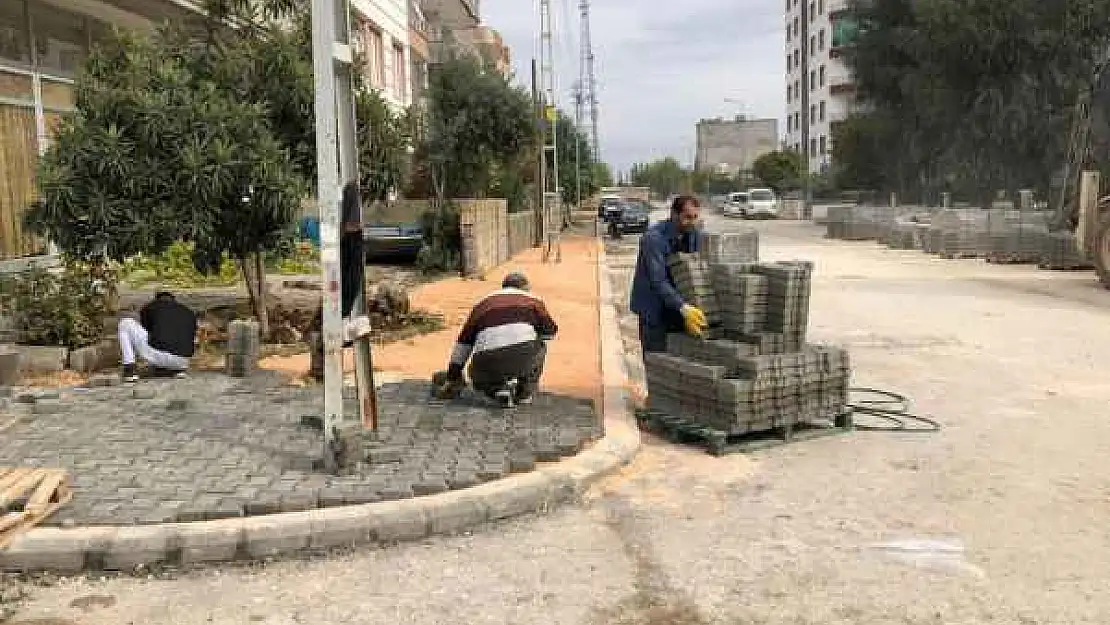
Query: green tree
751 150 805 195
357 89 414 202
423 56 535 201
554 111 604 207
629 158 691 197
27 2 306 336
845 0 1110 204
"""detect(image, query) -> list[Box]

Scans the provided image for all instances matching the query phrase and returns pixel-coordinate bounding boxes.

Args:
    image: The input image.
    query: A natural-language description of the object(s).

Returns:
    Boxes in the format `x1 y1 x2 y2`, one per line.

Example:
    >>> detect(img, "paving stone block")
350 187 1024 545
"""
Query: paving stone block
245 495 282 516
425 494 489 535
412 479 448 496
364 444 404 464
87 373 122 387
509 452 536 473
279 492 317 513
379 485 415 501
133 387 156 400
309 507 372 550
176 522 243 565
31 399 63 415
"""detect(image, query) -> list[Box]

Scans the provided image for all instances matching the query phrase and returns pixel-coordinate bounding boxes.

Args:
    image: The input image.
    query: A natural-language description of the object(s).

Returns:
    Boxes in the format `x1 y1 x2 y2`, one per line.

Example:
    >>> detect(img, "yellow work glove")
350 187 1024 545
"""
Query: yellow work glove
680 304 708 337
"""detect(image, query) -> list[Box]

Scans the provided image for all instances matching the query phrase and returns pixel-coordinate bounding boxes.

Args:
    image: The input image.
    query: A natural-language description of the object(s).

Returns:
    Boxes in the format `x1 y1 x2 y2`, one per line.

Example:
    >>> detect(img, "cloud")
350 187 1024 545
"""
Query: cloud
482 0 784 172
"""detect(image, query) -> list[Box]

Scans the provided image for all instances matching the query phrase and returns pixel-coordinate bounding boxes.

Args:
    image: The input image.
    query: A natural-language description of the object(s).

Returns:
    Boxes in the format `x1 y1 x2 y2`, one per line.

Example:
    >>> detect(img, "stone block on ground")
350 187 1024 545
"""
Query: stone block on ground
225 319 261 377
15 345 68 374
0 349 20 386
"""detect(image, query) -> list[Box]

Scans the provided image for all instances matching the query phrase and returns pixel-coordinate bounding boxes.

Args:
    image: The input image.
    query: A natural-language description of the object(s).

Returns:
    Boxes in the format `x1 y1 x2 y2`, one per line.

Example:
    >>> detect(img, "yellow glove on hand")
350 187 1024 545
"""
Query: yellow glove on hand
680 304 708 337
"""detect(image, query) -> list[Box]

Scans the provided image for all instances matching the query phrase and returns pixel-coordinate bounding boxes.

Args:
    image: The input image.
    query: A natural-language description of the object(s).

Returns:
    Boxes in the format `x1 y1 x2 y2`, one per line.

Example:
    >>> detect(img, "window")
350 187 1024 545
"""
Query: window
793 111 799 127
786 83 791 102
810 137 817 154
0 0 30 66
786 54 791 71
819 135 827 154
794 79 799 95
819 100 826 121
819 65 825 86
810 70 815 90
786 24 791 42
793 17 798 35
810 35 815 56
793 49 799 66
819 29 825 50
786 0 791 11
810 104 816 123
809 2 815 21
357 21 385 89
787 116 792 133
818 0 824 13
392 43 406 102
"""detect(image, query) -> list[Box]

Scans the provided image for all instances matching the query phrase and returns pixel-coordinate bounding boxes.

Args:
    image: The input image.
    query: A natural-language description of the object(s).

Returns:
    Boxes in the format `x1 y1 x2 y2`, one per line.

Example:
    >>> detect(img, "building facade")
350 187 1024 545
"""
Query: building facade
694 117 779 178
784 0 857 173
351 0 411 108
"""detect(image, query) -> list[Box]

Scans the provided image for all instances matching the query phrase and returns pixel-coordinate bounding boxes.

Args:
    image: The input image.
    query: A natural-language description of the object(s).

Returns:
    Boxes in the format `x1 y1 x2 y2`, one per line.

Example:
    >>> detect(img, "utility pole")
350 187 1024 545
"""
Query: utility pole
311 0 377 472
539 0 561 263
531 58 543 247
580 0 600 164
573 81 583 211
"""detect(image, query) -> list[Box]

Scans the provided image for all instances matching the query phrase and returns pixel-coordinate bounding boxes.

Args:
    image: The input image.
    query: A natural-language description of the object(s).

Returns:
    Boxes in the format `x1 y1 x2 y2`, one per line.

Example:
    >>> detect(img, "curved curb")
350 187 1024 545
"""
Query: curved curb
0 241 640 575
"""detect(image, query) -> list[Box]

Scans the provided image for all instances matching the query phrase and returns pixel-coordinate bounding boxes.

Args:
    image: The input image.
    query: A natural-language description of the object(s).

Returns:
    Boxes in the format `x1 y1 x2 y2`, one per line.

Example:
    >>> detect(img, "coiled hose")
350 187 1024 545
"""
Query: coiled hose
847 387 942 432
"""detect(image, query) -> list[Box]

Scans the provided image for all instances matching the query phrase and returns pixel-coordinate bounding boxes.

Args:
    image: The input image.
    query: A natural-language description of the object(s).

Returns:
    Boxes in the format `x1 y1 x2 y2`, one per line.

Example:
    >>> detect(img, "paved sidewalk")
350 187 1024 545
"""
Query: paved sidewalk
0 234 634 574
263 236 602 403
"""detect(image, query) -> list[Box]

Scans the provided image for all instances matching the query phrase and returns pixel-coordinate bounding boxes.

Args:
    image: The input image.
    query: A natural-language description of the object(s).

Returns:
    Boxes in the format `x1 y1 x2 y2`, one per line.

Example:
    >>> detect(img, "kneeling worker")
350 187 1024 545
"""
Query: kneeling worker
119 291 197 382
444 272 558 408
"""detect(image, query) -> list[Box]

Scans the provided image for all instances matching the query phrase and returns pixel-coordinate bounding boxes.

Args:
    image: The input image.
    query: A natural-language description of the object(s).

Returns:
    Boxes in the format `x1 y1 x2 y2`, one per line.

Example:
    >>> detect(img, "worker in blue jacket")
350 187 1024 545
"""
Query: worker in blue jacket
628 195 708 353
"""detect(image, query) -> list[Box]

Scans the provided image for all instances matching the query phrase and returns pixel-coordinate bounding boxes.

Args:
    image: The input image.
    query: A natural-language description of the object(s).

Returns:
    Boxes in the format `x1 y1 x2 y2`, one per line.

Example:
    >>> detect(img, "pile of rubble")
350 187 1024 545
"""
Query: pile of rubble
643 232 851 438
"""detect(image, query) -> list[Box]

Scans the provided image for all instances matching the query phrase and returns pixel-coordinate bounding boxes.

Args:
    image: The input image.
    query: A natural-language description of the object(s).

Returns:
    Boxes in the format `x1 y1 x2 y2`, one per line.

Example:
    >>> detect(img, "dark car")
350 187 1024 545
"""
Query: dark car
598 196 624 222
363 222 423 261
613 201 650 234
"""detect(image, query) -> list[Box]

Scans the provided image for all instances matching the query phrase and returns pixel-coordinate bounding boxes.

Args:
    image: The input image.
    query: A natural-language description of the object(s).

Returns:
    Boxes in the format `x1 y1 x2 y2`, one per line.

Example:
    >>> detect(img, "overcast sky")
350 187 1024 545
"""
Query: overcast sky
482 0 785 174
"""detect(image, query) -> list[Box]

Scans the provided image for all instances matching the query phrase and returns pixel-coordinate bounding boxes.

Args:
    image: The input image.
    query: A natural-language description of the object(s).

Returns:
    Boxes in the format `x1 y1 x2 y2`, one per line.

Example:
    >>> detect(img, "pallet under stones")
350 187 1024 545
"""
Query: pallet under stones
635 408 852 456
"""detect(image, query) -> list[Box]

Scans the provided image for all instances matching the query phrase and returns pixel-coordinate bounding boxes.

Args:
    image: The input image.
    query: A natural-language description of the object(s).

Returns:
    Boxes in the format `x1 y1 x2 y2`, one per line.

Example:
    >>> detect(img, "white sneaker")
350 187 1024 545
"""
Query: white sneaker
344 316 372 343
494 388 514 408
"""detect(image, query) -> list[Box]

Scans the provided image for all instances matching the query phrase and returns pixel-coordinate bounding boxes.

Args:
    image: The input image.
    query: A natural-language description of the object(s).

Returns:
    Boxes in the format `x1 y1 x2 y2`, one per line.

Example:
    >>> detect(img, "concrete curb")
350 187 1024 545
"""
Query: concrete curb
0 241 640 575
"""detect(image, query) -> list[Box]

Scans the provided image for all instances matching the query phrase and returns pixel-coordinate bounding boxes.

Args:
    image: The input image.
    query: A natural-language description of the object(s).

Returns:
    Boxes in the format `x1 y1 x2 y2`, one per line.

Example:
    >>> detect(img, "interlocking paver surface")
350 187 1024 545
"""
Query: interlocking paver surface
0 372 600 527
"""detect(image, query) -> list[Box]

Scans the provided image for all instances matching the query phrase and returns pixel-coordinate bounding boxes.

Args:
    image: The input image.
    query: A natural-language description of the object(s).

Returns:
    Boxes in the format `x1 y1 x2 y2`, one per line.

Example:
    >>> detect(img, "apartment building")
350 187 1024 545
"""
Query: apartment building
351 0 411 108
694 117 779 178
783 0 857 173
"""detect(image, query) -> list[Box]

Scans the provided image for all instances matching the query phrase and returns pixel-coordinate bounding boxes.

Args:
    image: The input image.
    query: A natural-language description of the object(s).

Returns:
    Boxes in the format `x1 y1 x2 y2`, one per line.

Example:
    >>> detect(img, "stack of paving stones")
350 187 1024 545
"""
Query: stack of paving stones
982 209 1050 263
645 253 851 438
883 217 919 249
0 372 602 526
699 230 759 264
667 254 721 326
225 319 261 377
1039 230 1094 270
932 209 988 258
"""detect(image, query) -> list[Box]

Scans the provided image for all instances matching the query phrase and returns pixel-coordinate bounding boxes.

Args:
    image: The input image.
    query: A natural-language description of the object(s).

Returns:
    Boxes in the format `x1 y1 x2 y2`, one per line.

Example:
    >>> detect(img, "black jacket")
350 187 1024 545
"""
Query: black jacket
140 298 198 358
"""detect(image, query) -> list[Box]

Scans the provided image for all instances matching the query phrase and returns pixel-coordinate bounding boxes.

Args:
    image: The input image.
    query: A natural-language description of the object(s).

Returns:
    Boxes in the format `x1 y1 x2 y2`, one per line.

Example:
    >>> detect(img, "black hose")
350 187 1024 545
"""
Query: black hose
847 387 942 433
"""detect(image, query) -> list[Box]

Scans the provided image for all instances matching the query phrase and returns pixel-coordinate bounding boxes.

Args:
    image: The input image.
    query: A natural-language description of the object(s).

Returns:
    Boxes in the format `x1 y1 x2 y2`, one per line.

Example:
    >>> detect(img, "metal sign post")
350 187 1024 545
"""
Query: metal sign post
312 0 376 473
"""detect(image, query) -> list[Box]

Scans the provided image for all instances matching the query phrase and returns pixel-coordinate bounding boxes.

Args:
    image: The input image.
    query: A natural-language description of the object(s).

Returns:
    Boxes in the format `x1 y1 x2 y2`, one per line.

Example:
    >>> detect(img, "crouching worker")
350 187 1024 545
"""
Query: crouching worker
444 272 558 408
119 291 197 383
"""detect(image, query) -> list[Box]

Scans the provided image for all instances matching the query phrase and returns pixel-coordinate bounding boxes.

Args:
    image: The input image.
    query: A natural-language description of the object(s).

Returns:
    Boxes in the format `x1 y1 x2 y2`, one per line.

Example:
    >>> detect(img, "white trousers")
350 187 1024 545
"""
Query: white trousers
118 317 190 370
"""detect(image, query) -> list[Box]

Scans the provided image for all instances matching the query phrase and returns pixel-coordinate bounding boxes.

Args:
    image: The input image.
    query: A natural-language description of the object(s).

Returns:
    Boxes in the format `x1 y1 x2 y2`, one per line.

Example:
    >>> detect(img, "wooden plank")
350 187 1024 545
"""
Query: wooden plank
25 470 65 514
0 510 28 535
0 468 32 493
0 468 45 508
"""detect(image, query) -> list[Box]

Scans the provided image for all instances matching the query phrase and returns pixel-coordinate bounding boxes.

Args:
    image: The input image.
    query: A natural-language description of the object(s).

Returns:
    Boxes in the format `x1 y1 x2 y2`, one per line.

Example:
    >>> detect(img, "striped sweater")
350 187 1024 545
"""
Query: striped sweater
449 287 558 366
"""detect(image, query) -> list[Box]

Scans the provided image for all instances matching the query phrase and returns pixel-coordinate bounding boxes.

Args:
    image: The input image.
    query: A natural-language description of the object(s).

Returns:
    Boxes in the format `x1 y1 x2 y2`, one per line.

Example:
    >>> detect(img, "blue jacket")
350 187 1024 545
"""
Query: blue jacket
629 219 701 327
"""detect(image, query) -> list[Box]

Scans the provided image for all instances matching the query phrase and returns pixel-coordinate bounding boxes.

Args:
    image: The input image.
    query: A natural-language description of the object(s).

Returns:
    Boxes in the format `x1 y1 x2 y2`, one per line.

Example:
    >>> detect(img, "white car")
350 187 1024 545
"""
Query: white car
722 191 749 218
744 188 779 219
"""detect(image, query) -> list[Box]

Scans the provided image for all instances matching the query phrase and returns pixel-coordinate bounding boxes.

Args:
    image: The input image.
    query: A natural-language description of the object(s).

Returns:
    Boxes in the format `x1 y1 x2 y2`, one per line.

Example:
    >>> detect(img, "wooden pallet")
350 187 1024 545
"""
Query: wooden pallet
937 252 980 260
0 468 72 550
986 254 1037 265
635 409 853 456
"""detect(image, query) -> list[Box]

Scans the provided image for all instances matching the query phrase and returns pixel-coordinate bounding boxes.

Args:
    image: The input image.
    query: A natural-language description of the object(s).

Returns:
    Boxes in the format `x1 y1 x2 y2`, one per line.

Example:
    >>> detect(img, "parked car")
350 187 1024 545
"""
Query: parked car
722 191 749 218
614 200 651 234
744 188 779 219
598 195 624 222
364 222 423 261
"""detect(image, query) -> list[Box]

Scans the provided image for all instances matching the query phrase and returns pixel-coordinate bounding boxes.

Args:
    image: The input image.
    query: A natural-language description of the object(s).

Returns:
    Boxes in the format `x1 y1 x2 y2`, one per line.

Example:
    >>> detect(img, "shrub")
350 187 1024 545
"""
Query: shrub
415 203 461 274
0 262 118 348
120 241 240 288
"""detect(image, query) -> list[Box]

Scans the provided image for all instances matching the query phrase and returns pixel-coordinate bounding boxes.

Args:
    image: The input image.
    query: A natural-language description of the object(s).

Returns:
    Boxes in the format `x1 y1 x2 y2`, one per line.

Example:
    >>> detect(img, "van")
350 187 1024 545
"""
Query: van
745 188 779 219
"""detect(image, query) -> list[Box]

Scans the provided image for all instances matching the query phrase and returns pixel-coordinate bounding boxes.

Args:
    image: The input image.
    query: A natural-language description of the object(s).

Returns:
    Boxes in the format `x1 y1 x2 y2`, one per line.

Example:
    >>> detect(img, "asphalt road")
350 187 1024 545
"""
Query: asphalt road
11 216 1110 625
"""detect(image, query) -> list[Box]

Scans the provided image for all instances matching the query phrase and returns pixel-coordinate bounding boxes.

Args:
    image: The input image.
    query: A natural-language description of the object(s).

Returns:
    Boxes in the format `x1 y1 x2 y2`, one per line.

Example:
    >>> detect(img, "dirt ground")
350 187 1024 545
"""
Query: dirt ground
261 237 602 403
11 219 1110 624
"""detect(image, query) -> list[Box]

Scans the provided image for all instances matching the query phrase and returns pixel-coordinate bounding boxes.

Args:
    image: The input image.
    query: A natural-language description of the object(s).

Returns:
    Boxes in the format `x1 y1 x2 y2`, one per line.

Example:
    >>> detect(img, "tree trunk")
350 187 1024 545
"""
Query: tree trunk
239 254 270 339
